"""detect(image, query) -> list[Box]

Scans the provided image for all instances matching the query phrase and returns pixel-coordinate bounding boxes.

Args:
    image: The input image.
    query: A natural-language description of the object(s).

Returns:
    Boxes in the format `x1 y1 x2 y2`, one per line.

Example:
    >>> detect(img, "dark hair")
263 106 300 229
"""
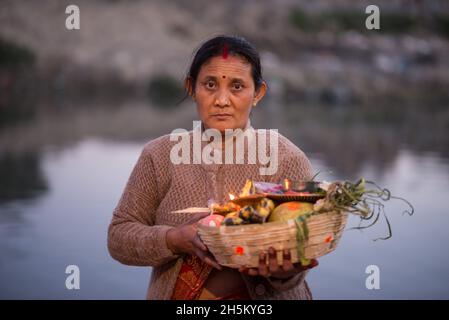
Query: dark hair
186 35 264 94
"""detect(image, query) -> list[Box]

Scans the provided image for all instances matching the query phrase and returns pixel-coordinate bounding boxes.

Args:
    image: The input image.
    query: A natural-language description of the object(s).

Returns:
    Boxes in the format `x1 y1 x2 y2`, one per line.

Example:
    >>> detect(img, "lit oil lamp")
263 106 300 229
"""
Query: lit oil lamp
283 179 290 192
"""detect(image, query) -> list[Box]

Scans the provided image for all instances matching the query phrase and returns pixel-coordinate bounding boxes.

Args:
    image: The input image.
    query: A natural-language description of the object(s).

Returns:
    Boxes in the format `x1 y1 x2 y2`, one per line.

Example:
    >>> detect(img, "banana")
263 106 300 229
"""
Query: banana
239 179 256 197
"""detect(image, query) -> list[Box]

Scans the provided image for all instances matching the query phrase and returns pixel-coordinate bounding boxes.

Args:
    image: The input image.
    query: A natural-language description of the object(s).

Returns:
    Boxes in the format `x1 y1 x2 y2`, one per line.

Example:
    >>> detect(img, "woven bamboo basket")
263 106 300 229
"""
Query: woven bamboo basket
197 210 348 268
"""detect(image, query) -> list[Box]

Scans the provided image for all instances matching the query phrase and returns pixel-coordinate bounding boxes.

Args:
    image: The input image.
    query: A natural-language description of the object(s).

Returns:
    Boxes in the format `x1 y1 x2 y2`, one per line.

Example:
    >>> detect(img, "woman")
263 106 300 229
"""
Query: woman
107 35 318 300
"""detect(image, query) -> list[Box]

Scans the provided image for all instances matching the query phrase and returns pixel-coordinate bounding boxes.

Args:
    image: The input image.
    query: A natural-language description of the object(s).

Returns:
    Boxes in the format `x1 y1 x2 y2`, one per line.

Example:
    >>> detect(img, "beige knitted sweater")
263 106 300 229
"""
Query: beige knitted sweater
107 126 314 300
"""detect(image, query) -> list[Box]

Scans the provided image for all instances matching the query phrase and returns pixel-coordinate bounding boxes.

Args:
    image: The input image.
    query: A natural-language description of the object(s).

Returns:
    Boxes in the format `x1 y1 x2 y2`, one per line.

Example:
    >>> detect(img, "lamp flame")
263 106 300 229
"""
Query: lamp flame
283 179 290 191
229 193 236 200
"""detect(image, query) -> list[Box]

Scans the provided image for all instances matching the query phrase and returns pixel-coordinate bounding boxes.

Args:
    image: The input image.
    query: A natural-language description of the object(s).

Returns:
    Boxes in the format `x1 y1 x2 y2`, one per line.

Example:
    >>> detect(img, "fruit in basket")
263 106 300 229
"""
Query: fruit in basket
253 198 275 223
199 214 224 227
238 205 253 221
268 201 314 222
211 202 240 215
223 211 246 226
224 211 239 219
223 215 246 226
239 179 256 197
235 197 275 224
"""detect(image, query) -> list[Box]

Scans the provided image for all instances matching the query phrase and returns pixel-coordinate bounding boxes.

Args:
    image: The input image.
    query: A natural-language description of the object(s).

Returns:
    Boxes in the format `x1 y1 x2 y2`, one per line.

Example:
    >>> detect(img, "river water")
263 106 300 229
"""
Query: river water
0 100 448 299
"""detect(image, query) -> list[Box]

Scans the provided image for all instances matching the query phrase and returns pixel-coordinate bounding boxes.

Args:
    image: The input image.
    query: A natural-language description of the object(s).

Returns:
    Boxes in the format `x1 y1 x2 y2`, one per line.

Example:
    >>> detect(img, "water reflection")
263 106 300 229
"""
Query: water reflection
0 99 448 299
280 103 449 178
311 150 449 299
0 152 48 205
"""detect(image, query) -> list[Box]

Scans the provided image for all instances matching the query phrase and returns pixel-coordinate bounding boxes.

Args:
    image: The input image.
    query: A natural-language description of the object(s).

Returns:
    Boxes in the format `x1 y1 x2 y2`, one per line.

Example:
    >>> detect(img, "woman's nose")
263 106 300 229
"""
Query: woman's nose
214 89 231 107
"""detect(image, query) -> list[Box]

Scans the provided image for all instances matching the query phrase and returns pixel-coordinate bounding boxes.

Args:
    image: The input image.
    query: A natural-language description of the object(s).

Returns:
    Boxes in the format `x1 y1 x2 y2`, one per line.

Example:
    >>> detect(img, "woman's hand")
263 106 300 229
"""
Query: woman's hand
238 247 318 280
166 212 222 270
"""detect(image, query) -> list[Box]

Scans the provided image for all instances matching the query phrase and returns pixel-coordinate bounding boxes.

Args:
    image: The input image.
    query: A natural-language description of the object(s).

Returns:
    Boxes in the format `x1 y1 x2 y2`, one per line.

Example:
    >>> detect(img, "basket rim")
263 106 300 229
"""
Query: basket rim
229 193 325 206
197 210 347 232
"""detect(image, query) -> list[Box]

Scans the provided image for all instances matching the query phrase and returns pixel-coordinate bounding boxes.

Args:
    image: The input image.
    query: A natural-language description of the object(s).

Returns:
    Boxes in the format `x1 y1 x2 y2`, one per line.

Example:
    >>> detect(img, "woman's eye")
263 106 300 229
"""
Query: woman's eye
205 81 216 89
232 83 243 90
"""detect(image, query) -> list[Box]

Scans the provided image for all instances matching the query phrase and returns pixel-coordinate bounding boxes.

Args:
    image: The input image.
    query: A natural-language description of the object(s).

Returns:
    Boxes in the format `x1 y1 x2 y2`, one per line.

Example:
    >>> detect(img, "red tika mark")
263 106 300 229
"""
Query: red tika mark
235 246 244 255
222 42 229 59
325 235 333 243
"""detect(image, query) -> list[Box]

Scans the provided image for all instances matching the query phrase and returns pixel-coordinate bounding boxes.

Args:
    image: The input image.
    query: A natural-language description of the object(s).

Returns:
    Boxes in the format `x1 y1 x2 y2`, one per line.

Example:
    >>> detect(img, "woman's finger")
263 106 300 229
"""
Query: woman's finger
247 268 259 276
192 234 208 252
268 247 279 274
293 258 319 271
308 259 319 269
258 252 269 277
282 249 294 272
204 255 222 271
195 248 222 270
238 267 248 274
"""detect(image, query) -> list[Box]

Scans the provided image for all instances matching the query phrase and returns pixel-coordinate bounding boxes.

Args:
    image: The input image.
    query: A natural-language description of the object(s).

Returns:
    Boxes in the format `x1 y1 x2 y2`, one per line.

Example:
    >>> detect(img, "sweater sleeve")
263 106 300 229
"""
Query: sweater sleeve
107 143 180 267
266 269 309 291
241 271 312 300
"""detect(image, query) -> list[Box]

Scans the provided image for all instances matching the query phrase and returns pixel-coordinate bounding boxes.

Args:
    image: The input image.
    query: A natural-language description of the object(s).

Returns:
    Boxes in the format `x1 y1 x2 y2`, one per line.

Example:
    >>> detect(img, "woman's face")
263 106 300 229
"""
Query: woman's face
191 55 266 133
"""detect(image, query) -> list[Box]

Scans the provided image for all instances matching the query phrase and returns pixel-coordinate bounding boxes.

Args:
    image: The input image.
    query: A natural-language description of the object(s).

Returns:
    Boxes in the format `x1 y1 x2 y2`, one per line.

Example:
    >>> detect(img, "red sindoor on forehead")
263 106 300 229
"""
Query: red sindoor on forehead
222 42 229 59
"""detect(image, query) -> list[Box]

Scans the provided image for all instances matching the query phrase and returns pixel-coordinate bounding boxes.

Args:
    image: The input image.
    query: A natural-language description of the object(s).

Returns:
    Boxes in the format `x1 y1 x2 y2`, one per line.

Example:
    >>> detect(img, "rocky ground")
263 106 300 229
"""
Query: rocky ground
1 0 449 106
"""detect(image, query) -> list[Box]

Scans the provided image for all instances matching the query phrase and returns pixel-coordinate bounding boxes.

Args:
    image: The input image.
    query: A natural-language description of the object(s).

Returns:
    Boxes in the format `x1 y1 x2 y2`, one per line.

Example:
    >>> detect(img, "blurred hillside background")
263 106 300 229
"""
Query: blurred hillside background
1 0 449 299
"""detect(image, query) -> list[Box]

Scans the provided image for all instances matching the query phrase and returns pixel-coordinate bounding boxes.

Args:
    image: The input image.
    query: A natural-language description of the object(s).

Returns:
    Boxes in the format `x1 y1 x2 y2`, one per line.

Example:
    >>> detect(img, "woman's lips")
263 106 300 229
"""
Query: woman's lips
211 114 233 120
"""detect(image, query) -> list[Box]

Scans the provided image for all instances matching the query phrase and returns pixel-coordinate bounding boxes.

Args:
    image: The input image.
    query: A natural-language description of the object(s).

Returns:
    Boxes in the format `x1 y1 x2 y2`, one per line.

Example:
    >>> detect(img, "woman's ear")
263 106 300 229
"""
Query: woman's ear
184 77 195 99
253 81 267 107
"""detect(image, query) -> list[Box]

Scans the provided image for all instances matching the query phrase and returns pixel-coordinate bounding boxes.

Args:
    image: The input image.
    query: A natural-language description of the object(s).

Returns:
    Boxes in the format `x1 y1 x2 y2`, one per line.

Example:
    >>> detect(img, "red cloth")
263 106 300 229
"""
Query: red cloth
171 255 251 300
171 255 213 300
